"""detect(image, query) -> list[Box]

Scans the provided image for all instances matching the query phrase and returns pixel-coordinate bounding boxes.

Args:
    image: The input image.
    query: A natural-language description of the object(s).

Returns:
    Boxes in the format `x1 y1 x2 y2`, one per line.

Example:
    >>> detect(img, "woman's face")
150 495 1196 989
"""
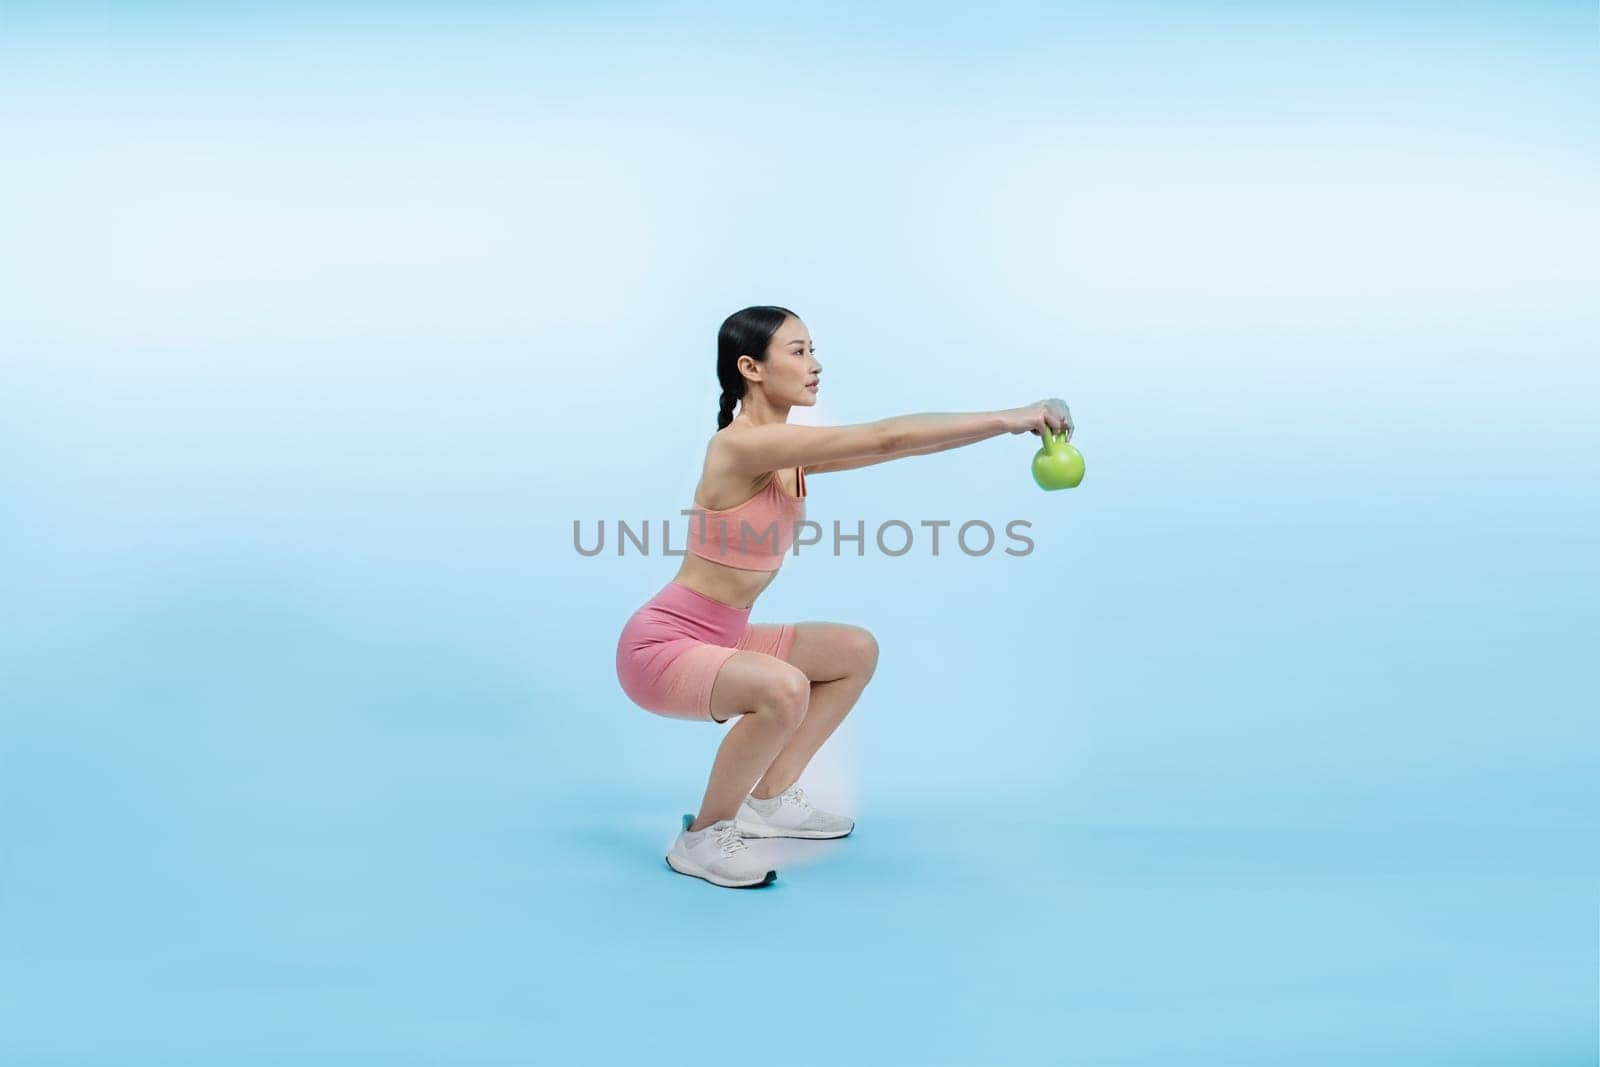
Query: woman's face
755 317 822 407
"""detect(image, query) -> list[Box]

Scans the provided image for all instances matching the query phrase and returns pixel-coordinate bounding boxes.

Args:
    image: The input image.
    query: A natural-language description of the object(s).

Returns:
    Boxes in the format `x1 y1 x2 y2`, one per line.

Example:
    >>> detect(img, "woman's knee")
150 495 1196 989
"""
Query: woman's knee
709 653 811 727
845 625 880 677
757 665 810 730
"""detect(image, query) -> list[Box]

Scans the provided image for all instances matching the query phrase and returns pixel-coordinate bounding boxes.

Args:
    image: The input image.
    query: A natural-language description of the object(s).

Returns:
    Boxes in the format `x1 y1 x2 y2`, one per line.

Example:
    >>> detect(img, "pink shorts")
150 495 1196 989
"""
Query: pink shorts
616 580 797 723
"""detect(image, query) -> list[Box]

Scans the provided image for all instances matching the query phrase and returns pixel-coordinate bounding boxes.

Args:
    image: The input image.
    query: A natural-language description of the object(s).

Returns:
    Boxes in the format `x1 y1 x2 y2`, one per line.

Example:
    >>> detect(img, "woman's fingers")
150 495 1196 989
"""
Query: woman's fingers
1048 399 1073 438
1025 399 1075 436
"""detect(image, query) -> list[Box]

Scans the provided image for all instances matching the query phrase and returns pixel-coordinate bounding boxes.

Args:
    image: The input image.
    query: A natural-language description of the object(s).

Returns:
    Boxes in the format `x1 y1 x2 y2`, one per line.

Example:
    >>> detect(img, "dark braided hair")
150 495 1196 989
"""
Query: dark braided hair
715 305 798 430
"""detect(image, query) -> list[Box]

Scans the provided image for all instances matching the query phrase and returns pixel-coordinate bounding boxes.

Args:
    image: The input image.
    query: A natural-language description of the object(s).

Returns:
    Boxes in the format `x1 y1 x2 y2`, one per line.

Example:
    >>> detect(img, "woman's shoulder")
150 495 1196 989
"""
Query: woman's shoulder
702 424 761 465
697 430 777 508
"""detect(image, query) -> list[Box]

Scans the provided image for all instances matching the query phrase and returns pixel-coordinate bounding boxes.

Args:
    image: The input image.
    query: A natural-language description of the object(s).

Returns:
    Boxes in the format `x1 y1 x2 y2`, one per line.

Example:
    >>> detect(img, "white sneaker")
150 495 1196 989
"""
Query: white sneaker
664 815 777 888
735 785 854 840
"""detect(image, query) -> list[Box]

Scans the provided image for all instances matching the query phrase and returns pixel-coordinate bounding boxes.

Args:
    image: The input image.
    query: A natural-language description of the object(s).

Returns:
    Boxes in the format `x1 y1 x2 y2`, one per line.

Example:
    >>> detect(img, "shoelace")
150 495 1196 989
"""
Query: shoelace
780 785 814 813
712 822 747 856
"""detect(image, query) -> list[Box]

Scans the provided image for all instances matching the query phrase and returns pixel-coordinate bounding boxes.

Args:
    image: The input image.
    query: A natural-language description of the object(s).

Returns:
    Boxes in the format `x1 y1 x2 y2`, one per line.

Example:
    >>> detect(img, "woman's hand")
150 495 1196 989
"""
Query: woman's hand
1004 398 1073 439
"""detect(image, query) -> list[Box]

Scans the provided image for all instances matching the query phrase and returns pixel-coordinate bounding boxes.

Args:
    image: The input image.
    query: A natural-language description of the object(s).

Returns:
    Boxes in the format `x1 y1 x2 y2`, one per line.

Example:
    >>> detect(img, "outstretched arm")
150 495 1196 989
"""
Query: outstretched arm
716 410 1003 477
806 427 998 475
712 400 1071 478
806 399 1073 475
716 399 1075 479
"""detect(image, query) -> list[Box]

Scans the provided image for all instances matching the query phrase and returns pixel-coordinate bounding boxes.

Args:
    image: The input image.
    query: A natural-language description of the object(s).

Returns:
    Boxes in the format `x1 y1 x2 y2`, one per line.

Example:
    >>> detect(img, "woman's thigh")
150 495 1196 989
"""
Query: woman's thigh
617 638 741 723
686 621 881 724
759 621 880 685
707 649 809 725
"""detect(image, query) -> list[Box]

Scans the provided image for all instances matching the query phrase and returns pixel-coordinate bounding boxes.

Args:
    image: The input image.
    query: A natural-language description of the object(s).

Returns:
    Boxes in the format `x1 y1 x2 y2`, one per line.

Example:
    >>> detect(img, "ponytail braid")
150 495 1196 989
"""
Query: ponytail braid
717 388 740 430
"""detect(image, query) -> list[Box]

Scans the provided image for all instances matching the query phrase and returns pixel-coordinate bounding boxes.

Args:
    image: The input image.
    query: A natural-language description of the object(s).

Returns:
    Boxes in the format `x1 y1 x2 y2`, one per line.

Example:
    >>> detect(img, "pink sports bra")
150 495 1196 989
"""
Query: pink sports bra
686 466 807 572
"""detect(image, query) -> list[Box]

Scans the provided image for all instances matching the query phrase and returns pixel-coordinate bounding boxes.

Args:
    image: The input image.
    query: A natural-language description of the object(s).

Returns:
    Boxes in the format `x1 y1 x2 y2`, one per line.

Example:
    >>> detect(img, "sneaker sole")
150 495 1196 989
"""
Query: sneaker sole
734 818 854 840
664 851 777 889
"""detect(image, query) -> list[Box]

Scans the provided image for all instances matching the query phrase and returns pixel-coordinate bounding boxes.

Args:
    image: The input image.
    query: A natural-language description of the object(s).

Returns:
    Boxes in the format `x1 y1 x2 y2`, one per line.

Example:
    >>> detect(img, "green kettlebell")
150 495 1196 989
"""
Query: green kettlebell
1032 430 1085 490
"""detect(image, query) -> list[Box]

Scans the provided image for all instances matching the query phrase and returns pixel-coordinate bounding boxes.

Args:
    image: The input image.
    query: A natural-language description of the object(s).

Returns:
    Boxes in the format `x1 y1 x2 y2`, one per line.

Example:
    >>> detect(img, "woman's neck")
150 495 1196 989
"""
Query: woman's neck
732 397 790 428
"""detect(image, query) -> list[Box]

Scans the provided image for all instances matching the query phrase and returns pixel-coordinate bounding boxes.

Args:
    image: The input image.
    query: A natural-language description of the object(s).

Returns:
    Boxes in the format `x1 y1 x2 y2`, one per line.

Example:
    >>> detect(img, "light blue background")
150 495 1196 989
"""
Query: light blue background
2 2 1595 1063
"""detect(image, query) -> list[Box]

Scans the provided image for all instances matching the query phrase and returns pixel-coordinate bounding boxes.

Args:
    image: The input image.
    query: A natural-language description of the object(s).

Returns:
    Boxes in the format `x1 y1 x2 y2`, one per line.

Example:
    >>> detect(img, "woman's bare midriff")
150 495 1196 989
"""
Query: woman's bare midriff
672 553 781 611
671 465 802 611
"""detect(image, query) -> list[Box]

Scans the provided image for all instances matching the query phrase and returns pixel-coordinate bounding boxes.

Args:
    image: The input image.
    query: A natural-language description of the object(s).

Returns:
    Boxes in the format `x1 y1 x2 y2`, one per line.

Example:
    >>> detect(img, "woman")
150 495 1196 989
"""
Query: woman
614 305 1073 889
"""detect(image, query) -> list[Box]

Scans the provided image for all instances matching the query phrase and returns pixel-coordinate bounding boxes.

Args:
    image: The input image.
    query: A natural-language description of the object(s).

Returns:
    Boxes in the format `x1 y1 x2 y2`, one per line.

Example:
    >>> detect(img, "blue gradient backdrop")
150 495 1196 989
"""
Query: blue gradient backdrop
2 2 1595 1064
